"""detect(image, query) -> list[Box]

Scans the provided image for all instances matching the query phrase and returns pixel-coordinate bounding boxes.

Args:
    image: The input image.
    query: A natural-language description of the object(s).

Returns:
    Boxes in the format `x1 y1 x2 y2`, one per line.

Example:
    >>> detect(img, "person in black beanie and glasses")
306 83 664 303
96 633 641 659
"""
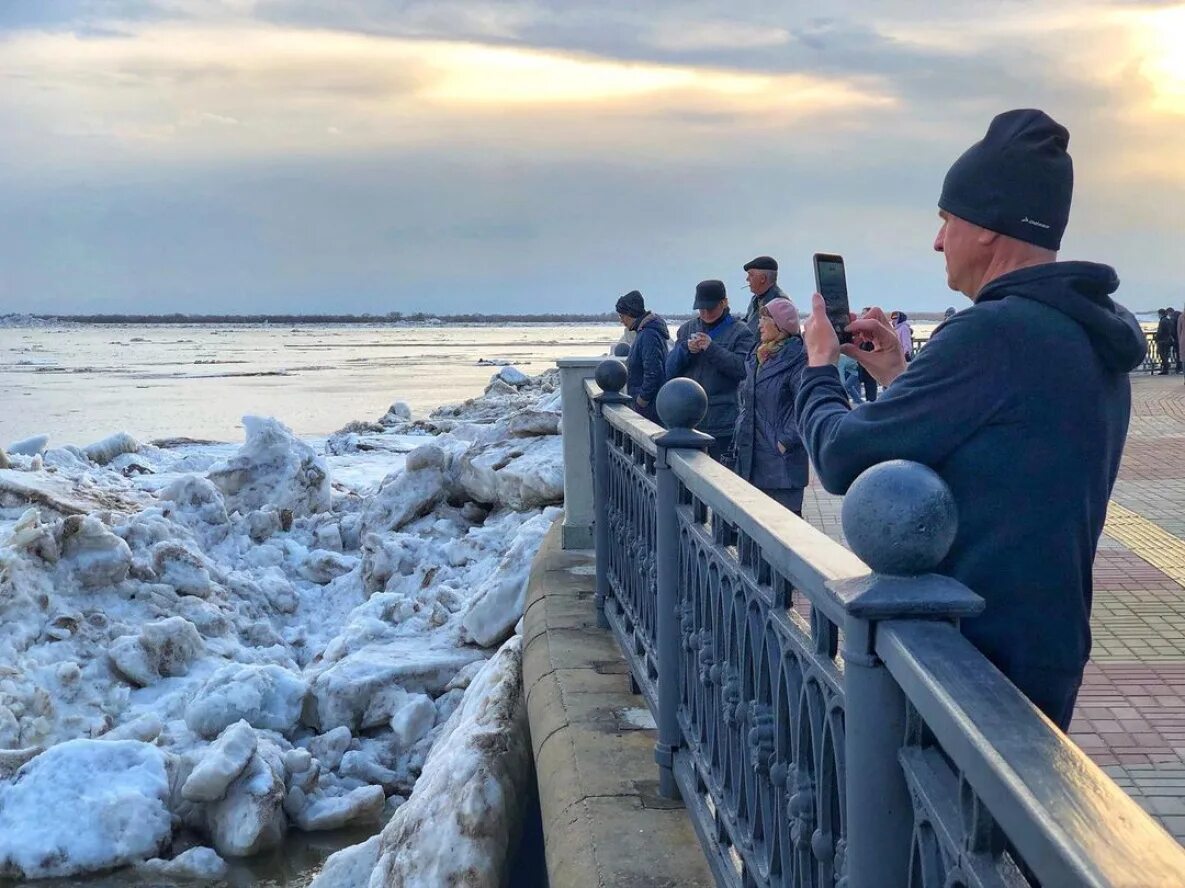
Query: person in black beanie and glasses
615 290 670 423
797 109 1146 731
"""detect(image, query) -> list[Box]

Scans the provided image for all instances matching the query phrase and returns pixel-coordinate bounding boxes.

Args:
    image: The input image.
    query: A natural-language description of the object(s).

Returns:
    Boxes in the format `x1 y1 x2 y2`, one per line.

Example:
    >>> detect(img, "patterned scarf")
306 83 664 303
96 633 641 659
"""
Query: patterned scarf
756 334 789 366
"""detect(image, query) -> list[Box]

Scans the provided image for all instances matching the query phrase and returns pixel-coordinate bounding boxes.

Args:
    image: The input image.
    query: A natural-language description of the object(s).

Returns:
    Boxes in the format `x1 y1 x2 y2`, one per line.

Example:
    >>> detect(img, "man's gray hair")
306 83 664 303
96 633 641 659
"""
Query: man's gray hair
757 269 777 286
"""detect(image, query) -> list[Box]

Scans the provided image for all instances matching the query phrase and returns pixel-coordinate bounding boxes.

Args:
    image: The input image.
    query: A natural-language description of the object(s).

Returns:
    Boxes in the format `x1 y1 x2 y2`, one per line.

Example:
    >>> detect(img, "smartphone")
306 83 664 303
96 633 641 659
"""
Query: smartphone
813 253 852 343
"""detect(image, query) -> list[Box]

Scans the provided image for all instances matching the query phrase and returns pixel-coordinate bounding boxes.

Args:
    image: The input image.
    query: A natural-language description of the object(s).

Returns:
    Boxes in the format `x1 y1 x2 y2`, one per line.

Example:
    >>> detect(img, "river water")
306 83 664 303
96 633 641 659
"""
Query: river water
0 323 623 447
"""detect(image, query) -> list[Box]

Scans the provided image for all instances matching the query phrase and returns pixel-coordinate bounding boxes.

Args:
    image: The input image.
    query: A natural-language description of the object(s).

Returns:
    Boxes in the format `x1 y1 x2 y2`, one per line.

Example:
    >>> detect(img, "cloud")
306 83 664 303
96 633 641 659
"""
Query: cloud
0 22 896 170
643 20 792 52
0 0 1182 315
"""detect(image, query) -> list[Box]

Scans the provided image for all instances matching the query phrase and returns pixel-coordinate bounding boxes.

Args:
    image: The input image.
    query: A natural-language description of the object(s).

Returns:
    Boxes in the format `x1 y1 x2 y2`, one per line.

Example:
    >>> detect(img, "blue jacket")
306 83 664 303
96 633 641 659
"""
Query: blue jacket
733 338 809 491
795 262 1145 697
666 311 756 438
626 313 669 424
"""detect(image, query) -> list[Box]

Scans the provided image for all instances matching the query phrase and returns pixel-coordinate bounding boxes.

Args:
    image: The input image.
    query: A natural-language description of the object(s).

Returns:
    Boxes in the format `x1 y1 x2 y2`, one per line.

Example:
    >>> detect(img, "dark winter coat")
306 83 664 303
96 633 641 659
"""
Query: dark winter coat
733 337 809 492
795 261 1145 725
665 311 756 438
1156 315 1175 344
626 313 670 424
742 284 790 339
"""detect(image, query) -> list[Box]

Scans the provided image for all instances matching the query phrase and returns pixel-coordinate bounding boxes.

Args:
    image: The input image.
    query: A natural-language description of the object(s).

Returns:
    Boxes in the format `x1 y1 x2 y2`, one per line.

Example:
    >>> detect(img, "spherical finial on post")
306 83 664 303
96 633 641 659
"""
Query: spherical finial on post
612 342 631 357
841 460 958 576
594 358 628 395
656 378 708 431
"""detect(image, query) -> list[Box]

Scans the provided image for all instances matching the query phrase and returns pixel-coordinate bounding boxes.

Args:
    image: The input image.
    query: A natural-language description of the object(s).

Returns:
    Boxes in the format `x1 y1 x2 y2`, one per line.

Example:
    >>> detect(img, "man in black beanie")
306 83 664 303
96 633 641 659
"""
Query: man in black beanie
742 256 789 339
666 280 755 462
615 290 670 423
796 109 1146 730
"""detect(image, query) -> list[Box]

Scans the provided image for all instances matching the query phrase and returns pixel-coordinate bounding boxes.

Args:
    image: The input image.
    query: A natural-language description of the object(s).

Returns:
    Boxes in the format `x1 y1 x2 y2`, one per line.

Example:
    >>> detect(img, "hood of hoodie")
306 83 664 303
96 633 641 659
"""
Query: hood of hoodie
976 261 1146 372
635 312 670 341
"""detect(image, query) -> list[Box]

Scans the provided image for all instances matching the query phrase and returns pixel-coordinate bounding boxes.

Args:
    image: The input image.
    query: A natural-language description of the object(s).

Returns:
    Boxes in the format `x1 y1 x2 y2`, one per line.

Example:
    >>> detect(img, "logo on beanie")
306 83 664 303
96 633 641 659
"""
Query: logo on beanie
1021 216 1051 230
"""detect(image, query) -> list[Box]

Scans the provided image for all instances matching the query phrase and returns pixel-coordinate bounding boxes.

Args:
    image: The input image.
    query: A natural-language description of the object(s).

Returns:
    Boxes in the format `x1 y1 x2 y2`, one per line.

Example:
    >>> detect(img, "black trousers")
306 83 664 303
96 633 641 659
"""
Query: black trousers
857 365 877 402
763 487 804 517
707 435 733 467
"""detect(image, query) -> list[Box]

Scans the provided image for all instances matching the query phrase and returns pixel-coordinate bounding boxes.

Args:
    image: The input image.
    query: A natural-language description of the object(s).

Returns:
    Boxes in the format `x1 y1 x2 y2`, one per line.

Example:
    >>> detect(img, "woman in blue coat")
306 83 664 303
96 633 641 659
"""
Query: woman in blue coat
732 297 810 515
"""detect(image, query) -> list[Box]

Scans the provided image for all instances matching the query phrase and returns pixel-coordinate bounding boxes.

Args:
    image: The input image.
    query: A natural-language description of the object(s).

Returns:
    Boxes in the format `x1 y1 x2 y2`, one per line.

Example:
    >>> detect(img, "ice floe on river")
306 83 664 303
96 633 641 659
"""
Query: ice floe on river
0 368 564 884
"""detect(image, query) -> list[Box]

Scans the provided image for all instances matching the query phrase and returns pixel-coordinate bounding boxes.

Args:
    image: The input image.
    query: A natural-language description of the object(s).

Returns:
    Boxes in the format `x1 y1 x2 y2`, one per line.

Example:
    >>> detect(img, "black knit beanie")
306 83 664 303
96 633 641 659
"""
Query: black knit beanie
615 290 645 317
939 109 1073 251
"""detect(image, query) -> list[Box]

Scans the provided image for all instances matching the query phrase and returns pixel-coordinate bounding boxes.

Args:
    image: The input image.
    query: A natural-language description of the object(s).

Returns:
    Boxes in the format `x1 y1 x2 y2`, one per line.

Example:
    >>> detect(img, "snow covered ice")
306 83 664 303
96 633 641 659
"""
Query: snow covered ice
0 367 564 883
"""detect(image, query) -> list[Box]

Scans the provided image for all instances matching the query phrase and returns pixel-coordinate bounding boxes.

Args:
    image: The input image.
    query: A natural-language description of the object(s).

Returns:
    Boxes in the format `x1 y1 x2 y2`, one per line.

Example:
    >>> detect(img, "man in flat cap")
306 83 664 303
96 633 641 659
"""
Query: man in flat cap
742 256 789 339
615 290 670 423
798 109 1146 731
666 280 755 462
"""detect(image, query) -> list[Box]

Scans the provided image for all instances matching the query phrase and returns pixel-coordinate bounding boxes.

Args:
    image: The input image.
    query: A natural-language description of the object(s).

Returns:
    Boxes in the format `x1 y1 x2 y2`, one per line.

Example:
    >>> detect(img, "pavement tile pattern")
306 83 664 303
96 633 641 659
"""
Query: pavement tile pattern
798 374 1185 842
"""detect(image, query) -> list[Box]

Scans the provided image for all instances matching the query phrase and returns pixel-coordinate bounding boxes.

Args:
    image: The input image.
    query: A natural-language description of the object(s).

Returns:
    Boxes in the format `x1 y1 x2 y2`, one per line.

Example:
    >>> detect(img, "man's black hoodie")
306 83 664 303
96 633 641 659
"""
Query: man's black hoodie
795 261 1145 725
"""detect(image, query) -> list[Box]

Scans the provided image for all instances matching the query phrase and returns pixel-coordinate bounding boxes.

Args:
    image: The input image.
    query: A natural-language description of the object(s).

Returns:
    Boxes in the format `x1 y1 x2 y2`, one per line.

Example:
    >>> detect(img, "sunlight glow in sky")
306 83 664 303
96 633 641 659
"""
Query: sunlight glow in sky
0 1 1182 315
1133 5 1185 114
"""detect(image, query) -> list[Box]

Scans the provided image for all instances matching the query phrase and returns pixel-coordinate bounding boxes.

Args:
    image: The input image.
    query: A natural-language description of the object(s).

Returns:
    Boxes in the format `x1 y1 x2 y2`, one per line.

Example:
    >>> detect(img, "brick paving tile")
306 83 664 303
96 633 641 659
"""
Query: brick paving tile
1119 436 1185 481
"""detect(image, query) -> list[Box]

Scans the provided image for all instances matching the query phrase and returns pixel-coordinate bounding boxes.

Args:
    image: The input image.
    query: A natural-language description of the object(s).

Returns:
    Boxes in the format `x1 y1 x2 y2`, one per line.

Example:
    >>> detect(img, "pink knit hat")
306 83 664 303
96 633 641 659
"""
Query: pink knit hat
763 297 800 335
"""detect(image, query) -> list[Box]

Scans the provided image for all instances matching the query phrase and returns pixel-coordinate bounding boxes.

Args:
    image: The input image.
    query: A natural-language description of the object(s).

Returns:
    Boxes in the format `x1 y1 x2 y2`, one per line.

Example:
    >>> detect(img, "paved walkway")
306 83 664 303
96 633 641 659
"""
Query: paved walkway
801 373 1185 842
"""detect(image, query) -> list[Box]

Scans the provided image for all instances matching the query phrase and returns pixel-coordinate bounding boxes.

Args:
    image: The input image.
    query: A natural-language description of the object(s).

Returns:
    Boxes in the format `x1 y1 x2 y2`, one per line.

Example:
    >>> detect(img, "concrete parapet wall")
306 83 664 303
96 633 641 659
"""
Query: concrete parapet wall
521 520 714 887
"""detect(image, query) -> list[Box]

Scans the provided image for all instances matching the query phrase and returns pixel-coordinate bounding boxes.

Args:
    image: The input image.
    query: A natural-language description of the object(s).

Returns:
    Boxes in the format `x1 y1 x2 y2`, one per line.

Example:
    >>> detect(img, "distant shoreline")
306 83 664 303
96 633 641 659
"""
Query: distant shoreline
0 312 631 326
1 309 956 326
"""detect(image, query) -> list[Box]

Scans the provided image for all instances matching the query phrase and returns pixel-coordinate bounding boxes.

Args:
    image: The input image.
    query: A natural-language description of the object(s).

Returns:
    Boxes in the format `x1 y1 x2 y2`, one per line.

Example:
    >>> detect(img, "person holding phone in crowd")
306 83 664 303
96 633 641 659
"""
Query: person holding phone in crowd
666 280 755 463
732 297 809 515
796 109 1146 731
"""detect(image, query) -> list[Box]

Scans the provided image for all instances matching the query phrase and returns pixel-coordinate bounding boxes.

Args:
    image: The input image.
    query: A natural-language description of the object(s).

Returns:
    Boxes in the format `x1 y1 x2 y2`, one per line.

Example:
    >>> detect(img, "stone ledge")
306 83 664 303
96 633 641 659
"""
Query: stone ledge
522 520 714 888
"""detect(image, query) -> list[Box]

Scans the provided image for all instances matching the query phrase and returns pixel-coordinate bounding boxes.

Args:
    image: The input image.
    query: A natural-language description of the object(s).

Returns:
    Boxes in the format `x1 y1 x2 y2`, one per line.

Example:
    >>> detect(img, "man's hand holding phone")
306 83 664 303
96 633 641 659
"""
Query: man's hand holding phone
804 296 908 388
803 294 847 367
687 332 711 353
844 306 908 387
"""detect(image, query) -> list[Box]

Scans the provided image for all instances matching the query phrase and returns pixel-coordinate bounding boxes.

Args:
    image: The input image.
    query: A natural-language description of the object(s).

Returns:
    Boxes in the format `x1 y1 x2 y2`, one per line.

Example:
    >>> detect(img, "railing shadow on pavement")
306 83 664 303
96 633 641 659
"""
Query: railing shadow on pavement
554 355 1185 888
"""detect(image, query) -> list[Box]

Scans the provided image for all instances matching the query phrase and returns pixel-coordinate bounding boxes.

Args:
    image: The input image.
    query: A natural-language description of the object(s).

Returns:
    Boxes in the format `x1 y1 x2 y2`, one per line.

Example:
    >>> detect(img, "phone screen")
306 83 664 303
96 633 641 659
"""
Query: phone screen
813 254 851 341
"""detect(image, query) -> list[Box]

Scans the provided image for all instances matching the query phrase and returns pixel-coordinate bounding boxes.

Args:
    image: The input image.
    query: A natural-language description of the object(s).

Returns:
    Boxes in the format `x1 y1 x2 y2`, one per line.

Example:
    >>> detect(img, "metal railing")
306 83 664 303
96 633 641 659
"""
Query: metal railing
914 330 1173 375
562 356 1185 888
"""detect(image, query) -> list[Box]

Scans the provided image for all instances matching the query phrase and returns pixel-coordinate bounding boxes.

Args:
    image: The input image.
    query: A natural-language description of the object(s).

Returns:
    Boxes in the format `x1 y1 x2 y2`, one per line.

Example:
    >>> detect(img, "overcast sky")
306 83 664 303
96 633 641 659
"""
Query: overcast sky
1 1 1182 315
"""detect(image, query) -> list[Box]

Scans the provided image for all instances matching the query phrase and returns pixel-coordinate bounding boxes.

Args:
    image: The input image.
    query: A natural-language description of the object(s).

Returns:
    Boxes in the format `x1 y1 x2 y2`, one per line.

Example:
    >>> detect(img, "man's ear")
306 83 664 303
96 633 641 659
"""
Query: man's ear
976 227 999 246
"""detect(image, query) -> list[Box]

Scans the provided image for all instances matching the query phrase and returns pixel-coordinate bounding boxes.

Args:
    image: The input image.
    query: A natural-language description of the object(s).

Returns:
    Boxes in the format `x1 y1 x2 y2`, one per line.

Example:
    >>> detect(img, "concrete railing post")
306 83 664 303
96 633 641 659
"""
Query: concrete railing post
831 460 982 888
557 357 603 550
591 360 631 630
653 378 713 800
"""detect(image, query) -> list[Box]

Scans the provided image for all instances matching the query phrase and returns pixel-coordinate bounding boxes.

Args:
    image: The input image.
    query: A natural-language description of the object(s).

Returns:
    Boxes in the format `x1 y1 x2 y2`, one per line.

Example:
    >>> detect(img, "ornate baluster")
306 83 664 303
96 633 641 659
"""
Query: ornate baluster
830 460 982 888
591 359 630 630
653 377 712 799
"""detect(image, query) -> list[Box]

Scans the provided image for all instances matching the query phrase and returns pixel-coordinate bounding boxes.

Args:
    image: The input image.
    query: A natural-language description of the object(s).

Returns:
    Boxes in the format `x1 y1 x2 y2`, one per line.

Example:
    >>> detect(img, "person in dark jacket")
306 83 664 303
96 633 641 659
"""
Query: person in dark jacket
1177 305 1185 372
741 256 790 339
855 306 879 402
733 297 810 514
1155 308 1175 375
666 280 755 462
797 109 1146 731
615 290 669 423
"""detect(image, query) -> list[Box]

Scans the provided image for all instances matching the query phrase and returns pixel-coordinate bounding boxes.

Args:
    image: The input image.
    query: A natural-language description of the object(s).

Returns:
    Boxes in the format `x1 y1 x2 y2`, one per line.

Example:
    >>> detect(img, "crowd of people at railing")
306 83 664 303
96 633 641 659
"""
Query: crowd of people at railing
614 266 934 517
608 108 1165 736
